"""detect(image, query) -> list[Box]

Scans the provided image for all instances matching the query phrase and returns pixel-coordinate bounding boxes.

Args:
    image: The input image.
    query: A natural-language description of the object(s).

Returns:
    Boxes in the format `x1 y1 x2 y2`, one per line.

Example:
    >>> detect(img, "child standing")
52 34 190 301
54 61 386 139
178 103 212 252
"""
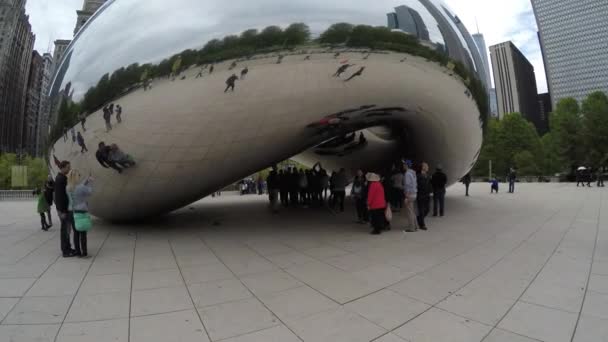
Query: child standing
35 188 50 231
490 176 499 194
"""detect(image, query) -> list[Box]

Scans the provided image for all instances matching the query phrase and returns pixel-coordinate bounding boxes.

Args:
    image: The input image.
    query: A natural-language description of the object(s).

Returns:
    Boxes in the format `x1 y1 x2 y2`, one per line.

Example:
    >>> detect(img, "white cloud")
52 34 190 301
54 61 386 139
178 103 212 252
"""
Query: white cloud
25 0 81 53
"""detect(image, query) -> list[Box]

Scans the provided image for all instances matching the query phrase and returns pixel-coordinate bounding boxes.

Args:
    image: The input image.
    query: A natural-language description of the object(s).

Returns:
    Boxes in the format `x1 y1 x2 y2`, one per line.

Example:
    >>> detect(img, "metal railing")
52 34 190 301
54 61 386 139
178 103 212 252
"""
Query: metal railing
0 190 36 200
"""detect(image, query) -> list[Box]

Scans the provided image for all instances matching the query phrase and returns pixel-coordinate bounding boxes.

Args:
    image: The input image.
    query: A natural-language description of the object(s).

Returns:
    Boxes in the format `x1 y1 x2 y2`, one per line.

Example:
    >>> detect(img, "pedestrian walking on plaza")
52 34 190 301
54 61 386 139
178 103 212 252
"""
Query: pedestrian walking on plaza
76 132 88 153
35 188 51 231
366 172 387 235
508 167 516 193
224 74 238 92
44 175 54 227
403 160 418 232
54 161 76 257
351 169 368 223
431 165 447 217
332 168 348 212
598 168 605 187
116 105 123 123
67 169 93 257
417 162 431 230
462 173 471 196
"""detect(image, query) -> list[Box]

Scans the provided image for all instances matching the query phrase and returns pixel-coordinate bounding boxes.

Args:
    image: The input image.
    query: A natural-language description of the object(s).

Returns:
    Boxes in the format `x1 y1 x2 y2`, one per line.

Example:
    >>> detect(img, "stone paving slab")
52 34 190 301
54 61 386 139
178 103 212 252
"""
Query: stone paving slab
0 183 606 341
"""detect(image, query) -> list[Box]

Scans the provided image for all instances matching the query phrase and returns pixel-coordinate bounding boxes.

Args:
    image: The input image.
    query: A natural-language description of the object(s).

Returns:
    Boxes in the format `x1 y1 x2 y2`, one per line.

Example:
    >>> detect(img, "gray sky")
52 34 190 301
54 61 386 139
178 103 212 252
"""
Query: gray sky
25 0 547 92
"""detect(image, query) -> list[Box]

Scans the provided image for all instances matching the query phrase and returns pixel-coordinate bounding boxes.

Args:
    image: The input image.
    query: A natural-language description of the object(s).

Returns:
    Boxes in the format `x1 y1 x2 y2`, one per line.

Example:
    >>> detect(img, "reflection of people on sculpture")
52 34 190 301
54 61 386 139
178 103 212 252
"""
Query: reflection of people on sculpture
195 67 205 78
229 61 237 70
334 52 341 59
224 74 238 92
116 105 123 123
209 65 214 74
304 55 311 60
109 144 136 168
77 132 88 153
344 67 365 82
359 132 367 145
63 127 68 142
103 106 112 132
333 64 353 77
79 114 86 131
240 67 249 80
276 55 284 64
70 128 76 144
96 142 123 173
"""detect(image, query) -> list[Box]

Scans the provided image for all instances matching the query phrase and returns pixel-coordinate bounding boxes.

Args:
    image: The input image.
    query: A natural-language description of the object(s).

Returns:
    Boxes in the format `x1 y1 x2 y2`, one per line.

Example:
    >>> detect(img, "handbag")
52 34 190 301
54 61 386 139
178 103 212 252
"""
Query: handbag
384 206 393 222
73 212 93 232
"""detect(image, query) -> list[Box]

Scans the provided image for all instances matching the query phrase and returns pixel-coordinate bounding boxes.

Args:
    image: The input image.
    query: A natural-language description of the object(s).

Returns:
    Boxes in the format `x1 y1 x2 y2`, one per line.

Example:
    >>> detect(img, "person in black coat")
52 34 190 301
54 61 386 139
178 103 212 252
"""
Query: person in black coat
417 163 431 230
54 161 76 257
44 175 55 227
430 165 447 217
462 173 471 196
351 169 368 223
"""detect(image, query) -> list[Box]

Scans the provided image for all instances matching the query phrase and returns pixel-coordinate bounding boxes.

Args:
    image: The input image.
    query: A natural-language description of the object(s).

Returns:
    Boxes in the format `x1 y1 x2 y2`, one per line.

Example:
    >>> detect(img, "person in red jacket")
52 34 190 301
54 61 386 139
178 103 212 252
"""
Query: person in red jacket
366 172 387 235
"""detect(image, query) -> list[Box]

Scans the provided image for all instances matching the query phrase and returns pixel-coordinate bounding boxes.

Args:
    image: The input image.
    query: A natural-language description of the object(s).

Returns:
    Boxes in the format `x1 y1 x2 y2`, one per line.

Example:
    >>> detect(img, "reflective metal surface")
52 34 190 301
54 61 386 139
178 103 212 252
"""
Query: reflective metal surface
48 0 485 221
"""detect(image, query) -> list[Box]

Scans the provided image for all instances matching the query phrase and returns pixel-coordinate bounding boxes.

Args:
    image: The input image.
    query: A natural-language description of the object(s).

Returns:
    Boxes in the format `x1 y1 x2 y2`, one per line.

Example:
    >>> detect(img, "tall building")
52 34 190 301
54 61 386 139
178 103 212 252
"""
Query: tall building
34 52 53 156
490 41 545 134
387 5 430 41
537 92 552 135
531 0 608 106
472 33 492 88
52 39 70 77
74 0 107 36
0 0 35 154
489 88 498 117
24 51 43 156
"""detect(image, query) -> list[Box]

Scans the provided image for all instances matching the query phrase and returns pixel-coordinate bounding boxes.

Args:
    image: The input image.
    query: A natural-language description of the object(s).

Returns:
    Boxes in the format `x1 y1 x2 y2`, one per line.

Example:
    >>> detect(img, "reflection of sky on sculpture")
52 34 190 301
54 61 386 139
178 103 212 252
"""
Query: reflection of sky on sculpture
436 2 478 72
53 0 478 102
395 1 445 47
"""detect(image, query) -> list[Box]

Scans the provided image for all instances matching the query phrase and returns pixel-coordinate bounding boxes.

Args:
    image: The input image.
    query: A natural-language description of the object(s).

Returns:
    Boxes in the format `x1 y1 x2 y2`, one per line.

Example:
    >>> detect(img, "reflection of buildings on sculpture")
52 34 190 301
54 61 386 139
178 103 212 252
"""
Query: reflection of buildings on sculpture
387 5 430 41
74 0 108 36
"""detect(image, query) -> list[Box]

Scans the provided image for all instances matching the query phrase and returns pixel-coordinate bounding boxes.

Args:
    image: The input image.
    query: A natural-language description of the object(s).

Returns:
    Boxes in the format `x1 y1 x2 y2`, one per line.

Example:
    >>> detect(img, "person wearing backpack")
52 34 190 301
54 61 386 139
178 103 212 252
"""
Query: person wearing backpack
67 170 94 258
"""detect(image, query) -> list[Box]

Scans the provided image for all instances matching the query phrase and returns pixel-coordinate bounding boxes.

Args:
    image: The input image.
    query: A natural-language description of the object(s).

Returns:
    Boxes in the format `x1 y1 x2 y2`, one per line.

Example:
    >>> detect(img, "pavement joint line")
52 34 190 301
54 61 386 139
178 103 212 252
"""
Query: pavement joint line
168 236 213 342
479 194 591 342
570 190 603 342
52 231 111 342
13 232 60 265
126 230 137 342
0 253 61 326
195 232 305 342
373 198 580 342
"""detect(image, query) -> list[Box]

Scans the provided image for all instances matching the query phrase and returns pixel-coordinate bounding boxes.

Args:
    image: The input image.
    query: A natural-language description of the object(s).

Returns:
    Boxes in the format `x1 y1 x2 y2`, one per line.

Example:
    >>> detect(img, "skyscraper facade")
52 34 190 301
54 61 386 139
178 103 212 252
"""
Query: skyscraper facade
74 0 107 36
472 33 491 89
24 51 43 156
490 41 545 133
0 0 35 154
531 0 608 106
489 88 498 117
36 52 53 156
387 5 430 41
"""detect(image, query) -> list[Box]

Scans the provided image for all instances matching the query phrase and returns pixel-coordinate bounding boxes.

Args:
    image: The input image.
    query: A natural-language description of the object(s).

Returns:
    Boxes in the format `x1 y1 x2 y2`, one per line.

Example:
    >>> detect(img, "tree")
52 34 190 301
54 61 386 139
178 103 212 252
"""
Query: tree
284 23 310 46
513 150 539 176
319 23 354 44
239 29 259 47
258 26 284 47
550 98 583 172
581 91 608 168
540 133 560 175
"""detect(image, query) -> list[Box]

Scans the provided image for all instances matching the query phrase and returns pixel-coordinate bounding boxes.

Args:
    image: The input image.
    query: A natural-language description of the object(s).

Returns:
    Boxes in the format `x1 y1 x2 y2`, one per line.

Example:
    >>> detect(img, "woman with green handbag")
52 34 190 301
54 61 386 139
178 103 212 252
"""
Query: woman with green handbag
67 169 94 258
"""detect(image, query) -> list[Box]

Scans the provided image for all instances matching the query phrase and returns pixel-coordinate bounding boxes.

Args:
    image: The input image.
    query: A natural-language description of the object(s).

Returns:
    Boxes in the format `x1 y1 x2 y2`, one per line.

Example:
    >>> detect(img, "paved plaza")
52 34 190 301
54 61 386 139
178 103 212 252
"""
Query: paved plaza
0 183 606 342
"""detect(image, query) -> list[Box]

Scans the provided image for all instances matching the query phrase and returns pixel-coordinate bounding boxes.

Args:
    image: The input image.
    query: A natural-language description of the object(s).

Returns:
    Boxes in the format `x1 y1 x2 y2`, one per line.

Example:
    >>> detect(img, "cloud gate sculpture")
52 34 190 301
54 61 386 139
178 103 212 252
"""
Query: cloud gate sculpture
48 0 487 221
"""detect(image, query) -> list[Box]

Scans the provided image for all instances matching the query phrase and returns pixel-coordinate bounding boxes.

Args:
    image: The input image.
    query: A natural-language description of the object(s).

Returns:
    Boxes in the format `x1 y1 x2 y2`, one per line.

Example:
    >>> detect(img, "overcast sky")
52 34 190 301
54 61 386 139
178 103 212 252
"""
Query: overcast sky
24 0 547 92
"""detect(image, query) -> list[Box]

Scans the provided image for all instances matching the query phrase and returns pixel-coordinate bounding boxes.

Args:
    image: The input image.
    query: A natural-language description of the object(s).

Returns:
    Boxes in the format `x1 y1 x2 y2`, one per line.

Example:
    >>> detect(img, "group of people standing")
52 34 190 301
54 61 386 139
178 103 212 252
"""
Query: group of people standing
95 142 136 174
265 164 348 211
264 160 449 235
36 160 94 258
576 167 605 187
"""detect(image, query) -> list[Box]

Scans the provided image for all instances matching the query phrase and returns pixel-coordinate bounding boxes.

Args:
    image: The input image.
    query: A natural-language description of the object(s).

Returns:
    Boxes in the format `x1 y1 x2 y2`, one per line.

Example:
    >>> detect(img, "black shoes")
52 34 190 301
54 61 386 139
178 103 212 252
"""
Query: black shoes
63 250 77 258
370 230 381 235
420 226 428 230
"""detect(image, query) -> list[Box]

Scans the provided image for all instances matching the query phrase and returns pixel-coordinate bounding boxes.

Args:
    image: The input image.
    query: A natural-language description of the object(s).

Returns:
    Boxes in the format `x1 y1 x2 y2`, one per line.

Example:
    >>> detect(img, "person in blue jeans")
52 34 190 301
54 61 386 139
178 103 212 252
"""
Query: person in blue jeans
431 165 447 217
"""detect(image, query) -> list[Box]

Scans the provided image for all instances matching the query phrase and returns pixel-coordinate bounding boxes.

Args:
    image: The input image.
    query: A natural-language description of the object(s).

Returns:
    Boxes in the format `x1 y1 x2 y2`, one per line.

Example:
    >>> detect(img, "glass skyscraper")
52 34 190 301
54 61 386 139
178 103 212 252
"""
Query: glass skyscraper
531 0 608 106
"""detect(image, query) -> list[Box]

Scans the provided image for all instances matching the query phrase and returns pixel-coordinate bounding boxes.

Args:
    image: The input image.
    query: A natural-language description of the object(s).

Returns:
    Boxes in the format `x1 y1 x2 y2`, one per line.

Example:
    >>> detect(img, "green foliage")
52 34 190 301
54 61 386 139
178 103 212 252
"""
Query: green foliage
284 23 311 46
473 113 541 176
550 97 583 169
318 23 354 44
0 153 48 189
513 151 539 176
581 91 608 168
539 133 560 175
